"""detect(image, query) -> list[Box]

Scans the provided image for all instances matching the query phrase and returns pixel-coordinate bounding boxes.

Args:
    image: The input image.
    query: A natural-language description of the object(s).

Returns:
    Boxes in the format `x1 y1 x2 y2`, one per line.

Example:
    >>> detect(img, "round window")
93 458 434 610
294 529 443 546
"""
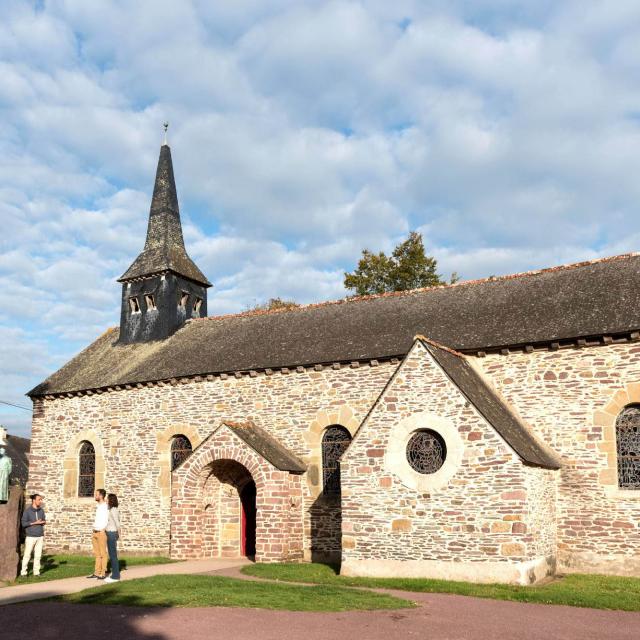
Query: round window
406 429 447 474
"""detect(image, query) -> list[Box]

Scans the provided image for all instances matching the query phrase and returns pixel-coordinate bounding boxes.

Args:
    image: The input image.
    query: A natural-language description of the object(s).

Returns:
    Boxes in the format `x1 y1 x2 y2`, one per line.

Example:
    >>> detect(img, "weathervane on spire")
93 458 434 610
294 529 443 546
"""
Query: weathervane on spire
163 121 169 146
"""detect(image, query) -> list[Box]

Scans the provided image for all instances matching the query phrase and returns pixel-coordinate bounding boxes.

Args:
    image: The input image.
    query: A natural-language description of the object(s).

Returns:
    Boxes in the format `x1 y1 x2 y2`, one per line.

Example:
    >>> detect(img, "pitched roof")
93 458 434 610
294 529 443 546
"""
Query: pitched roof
419 338 561 469
30 252 640 396
5 435 30 486
118 144 210 286
222 421 306 472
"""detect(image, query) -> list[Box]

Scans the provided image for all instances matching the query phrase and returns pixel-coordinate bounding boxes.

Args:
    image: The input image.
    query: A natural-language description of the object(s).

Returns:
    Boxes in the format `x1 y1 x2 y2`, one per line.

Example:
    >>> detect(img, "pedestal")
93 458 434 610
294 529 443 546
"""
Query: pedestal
0 484 23 582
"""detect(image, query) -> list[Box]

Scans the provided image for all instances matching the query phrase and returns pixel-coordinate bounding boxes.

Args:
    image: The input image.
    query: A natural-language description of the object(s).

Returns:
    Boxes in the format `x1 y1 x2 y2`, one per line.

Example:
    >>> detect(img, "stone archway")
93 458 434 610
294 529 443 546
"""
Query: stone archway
170 422 305 563
201 459 256 558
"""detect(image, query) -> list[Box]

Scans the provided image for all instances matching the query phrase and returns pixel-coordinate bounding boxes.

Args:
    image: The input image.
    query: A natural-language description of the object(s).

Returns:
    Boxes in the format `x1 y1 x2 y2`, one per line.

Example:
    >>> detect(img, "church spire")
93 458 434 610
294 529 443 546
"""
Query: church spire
117 133 211 344
118 140 210 286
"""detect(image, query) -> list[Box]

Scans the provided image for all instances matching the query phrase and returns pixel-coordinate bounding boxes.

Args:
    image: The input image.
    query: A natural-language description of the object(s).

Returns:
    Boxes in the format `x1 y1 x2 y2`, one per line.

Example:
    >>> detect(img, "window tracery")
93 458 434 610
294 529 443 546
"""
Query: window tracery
616 405 640 489
406 429 447 475
78 441 96 497
171 435 193 471
322 425 351 496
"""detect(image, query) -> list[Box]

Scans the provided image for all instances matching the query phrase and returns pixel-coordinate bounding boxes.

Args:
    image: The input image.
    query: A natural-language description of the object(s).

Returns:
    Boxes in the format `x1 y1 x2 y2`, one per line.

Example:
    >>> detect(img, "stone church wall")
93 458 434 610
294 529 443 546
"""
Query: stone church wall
27 361 395 556
340 343 558 584
479 343 640 576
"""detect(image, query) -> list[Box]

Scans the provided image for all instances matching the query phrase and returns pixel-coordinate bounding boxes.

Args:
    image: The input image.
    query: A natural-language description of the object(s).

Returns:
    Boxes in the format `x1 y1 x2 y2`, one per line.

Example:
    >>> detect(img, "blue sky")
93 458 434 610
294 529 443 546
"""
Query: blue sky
1 1 640 437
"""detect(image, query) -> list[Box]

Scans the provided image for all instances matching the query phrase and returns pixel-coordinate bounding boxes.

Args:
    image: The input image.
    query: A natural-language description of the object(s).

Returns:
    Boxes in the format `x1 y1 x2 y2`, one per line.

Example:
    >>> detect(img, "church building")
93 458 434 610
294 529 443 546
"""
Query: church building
27 140 640 584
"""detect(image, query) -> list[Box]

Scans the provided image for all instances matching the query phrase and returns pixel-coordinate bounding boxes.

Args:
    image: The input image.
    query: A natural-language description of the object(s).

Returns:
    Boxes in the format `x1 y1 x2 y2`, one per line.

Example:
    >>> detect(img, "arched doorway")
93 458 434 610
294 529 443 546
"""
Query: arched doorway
201 459 257 558
240 480 256 558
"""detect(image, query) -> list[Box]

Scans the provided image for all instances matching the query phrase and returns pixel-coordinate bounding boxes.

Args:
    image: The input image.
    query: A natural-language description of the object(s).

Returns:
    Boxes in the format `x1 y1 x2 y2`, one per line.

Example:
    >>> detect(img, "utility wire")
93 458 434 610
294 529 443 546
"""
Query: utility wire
0 399 32 412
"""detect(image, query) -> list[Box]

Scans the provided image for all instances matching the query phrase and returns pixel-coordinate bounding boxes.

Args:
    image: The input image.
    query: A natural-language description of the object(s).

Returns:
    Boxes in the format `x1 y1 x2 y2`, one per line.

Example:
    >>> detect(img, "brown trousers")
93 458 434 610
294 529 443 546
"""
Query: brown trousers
91 530 108 577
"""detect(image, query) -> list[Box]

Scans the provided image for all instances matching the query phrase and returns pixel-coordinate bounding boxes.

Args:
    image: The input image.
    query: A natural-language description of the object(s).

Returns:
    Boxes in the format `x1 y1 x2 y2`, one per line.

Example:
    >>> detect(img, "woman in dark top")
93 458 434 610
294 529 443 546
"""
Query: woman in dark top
104 493 121 583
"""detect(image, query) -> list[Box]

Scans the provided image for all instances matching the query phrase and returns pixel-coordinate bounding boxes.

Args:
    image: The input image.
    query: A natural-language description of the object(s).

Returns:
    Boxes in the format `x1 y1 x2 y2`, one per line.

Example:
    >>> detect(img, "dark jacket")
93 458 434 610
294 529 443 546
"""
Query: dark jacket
21 505 46 537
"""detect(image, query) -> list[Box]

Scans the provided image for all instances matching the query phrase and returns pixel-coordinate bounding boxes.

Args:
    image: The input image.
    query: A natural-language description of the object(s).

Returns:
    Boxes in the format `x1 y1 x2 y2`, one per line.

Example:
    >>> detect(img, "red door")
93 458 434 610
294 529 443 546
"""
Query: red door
240 481 256 557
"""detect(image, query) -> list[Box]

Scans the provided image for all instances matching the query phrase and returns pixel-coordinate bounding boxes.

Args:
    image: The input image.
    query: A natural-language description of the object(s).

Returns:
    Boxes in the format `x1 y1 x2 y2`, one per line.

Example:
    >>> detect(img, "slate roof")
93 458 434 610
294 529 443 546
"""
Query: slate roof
5 435 30 486
118 144 210 286
222 421 306 472
29 252 640 397
419 338 561 469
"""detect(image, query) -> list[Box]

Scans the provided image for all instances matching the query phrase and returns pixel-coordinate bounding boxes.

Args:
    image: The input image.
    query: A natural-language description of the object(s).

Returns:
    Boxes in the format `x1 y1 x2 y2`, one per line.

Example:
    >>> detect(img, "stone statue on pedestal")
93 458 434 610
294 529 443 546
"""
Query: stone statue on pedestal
0 426 20 582
0 427 12 503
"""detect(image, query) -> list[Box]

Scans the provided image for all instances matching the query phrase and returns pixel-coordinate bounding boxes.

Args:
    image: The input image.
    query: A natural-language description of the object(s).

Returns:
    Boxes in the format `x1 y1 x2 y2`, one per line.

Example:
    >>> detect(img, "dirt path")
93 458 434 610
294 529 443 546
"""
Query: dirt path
2 592 640 640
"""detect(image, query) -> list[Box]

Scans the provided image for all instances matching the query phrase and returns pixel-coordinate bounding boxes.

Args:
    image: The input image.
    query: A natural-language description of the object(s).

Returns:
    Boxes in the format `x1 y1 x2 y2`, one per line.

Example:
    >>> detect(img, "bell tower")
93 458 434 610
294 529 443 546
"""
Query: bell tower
117 132 211 344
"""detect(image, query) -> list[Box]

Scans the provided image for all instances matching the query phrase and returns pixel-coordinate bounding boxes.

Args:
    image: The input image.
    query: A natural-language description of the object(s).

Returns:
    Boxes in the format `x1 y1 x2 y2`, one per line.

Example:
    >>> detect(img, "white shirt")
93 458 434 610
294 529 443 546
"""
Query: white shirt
93 502 109 530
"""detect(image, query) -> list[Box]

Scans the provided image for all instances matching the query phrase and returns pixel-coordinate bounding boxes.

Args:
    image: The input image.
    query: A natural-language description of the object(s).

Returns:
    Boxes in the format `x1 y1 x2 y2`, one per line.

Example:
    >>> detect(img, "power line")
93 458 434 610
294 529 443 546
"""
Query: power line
0 400 31 412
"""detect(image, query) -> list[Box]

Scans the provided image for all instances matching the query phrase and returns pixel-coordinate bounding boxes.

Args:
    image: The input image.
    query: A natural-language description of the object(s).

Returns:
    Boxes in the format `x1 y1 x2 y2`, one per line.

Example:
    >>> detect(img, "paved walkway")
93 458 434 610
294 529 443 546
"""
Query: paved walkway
2 560 640 639
0 558 249 606
1 592 640 640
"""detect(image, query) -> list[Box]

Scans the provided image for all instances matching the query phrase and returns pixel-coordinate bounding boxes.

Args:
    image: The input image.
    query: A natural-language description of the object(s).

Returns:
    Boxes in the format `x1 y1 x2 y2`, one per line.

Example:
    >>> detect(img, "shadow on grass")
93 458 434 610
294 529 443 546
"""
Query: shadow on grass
39 554 60 572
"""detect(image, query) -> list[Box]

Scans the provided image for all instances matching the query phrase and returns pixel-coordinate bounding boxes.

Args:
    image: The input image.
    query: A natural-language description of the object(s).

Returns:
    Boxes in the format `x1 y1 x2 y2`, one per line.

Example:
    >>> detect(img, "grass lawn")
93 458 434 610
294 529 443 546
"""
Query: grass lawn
242 562 640 612
59 574 414 611
7 554 174 586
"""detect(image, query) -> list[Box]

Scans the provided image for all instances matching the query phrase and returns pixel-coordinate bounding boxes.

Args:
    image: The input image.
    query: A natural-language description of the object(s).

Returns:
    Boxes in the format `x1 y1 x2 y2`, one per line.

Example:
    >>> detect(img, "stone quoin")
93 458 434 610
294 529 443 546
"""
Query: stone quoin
26 139 640 584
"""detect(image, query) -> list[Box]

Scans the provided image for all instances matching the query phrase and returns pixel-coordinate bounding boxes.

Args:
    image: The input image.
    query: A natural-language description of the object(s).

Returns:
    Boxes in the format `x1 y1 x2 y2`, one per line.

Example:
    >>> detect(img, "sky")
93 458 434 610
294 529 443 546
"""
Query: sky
1 0 640 437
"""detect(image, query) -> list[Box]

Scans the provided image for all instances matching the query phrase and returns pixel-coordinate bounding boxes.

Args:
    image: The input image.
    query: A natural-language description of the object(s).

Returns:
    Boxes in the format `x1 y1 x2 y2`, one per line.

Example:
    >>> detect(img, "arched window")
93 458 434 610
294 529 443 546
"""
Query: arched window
616 405 640 489
322 425 352 496
78 441 96 497
171 435 193 471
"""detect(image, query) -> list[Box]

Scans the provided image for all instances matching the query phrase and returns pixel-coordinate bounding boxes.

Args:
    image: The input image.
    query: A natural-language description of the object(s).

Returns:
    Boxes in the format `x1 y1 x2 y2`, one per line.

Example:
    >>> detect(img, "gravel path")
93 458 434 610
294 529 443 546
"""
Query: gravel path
2 591 640 640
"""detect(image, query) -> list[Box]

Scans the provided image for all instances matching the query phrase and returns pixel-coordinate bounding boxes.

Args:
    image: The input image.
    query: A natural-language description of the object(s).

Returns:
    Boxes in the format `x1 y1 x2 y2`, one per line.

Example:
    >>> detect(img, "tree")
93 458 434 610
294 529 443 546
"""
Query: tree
344 231 453 296
250 297 300 311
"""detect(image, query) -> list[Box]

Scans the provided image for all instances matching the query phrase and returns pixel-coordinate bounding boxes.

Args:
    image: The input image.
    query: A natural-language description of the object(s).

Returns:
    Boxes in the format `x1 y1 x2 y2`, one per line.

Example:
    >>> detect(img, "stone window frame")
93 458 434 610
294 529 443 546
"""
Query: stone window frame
596 383 640 499
63 431 105 502
156 424 202 505
385 412 464 493
304 406 360 498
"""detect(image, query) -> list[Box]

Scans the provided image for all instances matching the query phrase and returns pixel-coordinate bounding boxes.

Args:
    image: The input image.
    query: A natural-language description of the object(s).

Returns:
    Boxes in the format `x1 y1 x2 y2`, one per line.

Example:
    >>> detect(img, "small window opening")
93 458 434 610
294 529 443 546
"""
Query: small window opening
145 294 156 310
171 435 193 471
129 297 140 314
179 292 189 308
193 297 203 315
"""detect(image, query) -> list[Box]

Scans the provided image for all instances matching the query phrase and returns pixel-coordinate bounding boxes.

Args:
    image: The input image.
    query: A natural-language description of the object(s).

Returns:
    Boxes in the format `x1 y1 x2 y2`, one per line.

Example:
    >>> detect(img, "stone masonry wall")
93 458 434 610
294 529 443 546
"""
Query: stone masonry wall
27 362 394 556
341 342 557 580
477 344 640 574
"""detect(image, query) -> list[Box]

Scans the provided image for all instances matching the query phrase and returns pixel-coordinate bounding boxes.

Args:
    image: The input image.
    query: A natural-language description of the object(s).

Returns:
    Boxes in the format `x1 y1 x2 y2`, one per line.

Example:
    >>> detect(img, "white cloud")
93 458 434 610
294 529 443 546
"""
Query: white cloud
1 0 640 437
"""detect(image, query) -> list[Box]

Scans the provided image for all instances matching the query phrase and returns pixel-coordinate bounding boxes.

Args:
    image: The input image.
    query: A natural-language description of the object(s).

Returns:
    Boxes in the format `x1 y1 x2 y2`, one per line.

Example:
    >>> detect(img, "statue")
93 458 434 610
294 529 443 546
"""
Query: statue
0 427 11 502
0 426 20 582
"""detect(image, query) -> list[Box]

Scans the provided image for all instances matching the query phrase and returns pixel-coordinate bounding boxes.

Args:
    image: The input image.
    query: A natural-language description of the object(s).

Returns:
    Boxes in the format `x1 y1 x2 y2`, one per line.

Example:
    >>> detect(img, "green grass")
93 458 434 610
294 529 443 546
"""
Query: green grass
8 554 174 585
241 562 640 612
59 574 414 610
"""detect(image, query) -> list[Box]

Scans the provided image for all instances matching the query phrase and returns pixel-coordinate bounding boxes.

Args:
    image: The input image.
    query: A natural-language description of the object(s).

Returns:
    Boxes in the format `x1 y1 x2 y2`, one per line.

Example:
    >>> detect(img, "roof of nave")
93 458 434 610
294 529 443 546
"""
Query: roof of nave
29 251 640 397
418 338 561 469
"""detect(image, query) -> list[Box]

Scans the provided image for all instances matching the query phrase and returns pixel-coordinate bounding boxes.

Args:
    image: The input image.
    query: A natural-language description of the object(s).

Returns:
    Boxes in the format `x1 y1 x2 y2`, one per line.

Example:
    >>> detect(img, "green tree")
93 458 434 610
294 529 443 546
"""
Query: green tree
344 231 452 296
250 297 300 311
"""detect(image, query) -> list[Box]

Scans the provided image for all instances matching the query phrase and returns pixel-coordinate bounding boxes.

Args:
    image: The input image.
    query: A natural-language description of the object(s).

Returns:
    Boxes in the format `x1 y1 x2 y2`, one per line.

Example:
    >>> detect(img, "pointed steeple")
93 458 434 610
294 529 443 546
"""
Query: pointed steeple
118 142 211 286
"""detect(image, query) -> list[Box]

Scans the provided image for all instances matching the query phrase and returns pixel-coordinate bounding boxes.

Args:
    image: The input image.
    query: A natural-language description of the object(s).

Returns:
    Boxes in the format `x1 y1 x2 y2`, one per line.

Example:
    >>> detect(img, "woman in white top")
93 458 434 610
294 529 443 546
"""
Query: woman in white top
104 493 121 583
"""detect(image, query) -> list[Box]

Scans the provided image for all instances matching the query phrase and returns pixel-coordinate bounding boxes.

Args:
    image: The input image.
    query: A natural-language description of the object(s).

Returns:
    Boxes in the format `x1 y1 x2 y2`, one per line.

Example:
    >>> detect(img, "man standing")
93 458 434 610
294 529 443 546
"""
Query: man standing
20 494 46 577
88 488 109 580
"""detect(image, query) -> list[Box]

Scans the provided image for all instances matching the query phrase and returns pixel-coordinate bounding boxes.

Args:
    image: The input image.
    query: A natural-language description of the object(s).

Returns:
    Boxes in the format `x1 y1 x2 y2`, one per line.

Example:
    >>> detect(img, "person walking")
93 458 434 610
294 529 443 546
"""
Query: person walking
104 493 121 583
20 493 46 577
88 488 108 580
